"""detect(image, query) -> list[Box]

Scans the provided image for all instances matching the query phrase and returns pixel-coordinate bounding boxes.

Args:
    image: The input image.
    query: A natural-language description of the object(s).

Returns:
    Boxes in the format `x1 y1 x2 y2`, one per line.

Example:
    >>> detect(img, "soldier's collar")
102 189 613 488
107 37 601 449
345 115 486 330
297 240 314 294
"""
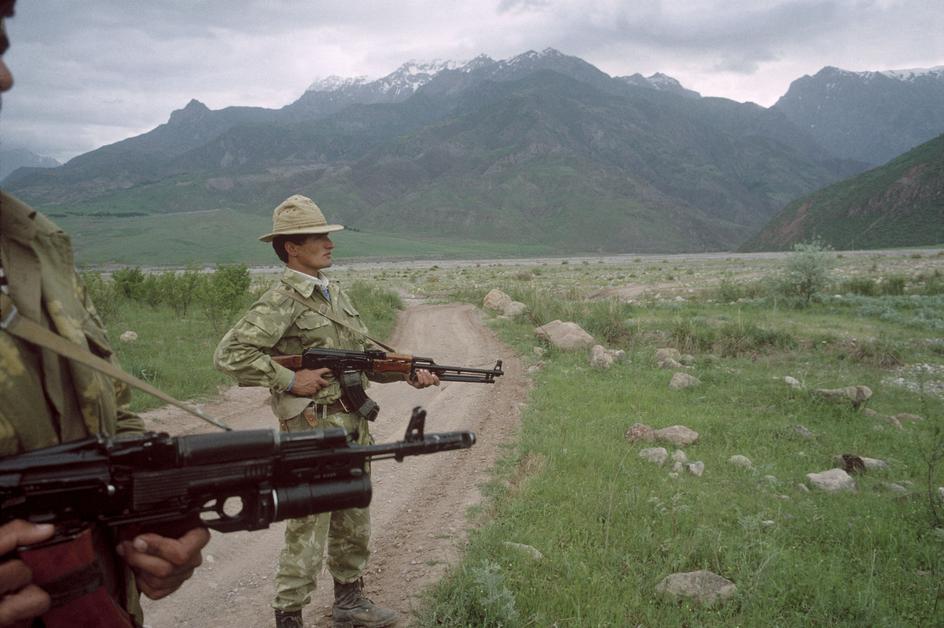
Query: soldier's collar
281 267 329 298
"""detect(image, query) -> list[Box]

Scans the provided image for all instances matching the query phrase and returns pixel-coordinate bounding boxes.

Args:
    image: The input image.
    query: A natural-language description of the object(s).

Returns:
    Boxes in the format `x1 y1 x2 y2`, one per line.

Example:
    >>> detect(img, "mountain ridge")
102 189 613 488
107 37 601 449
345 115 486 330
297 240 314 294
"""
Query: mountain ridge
5 50 943 261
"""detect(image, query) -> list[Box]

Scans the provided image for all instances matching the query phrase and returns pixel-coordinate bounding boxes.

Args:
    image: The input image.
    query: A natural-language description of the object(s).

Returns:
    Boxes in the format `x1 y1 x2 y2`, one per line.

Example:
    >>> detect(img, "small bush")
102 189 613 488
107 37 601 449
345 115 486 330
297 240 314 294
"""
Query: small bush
850 335 904 367
80 271 120 324
774 238 835 306
670 317 715 353
200 264 252 332
112 267 146 300
880 275 907 296
839 277 878 296
918 270 944 295
716 320 797 357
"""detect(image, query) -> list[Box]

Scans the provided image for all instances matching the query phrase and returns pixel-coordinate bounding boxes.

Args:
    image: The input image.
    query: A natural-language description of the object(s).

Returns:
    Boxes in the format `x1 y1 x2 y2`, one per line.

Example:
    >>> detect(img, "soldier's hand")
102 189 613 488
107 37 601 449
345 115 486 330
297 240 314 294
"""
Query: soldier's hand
408 368 440 389
117 526 210 600
290 367 332 396
0 520 55 626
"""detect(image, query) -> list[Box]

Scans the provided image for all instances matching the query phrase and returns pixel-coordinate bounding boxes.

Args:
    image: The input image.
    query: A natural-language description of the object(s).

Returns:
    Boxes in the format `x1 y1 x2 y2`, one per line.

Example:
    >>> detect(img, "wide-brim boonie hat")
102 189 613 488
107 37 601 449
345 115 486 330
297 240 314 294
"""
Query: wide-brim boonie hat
259 194 344 242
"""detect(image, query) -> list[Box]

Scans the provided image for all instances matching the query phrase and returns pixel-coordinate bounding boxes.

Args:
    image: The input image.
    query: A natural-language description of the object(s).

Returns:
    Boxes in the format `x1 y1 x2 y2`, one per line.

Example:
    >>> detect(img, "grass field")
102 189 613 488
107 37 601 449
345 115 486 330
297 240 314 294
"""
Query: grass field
54 209 555 267
100 249 944 625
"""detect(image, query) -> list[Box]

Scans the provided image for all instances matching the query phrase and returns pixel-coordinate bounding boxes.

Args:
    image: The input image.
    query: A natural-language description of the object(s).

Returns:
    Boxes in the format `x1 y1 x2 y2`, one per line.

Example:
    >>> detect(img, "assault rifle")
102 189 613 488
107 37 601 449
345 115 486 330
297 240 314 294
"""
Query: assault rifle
272 347 503 421
0 408 473 627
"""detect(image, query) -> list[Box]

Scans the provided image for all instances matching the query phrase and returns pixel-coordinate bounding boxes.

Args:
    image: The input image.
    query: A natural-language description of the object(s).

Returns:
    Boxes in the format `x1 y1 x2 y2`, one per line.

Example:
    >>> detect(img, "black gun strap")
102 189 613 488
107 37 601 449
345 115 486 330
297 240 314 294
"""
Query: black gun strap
276 288 397 352
0 294 231 431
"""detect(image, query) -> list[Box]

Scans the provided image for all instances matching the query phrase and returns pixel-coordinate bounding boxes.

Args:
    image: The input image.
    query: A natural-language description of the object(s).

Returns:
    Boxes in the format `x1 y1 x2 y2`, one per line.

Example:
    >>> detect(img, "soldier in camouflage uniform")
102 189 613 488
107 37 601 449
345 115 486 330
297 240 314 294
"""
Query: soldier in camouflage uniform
214 195 438 628
0 6 209 624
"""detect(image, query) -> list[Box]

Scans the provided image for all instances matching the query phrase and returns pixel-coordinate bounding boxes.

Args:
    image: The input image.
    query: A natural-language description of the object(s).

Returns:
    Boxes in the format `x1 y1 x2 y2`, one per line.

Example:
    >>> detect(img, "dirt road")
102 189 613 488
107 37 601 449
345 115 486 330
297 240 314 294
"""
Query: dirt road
140 303 527 627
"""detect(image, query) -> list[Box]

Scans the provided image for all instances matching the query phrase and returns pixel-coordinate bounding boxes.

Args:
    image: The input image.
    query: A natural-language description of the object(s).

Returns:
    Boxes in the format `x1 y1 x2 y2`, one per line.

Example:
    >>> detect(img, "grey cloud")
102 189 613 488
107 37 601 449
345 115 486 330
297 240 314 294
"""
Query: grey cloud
497 0 551 13
3 0 942 161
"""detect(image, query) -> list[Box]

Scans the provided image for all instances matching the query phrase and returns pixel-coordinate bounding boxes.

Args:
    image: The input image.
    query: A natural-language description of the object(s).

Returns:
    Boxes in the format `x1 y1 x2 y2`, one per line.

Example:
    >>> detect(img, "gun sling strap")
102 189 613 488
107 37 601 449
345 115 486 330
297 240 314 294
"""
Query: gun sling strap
0 293 231 431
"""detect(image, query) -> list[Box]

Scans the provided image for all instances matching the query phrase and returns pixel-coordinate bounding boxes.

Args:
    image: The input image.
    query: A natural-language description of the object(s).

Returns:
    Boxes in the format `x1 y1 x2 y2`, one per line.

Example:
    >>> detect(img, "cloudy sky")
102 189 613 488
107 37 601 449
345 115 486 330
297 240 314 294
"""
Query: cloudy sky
2 0 943 162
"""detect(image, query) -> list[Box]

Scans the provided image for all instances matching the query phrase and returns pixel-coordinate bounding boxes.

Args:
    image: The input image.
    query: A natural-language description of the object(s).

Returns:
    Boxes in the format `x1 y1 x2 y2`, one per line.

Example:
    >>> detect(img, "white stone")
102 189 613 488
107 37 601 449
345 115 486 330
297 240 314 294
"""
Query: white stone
639 447 669 465
806 468 857 492
728 455 753 469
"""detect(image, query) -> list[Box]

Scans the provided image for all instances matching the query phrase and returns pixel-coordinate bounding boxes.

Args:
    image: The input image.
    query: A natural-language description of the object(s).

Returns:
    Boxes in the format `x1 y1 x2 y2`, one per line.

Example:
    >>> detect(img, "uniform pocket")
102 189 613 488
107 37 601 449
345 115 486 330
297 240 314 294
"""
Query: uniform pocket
295 311 331 330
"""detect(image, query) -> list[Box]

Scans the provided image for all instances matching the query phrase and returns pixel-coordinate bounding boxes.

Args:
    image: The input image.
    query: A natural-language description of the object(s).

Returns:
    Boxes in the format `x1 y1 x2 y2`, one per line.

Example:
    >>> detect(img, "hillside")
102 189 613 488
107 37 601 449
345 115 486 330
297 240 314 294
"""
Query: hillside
740 133 944 251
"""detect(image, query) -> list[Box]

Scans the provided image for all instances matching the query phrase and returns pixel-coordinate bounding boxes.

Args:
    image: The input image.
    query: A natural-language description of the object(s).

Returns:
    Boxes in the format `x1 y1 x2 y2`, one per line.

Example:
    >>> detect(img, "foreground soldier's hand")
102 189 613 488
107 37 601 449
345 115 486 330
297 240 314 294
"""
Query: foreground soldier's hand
0 520 54 627
116 527 210 600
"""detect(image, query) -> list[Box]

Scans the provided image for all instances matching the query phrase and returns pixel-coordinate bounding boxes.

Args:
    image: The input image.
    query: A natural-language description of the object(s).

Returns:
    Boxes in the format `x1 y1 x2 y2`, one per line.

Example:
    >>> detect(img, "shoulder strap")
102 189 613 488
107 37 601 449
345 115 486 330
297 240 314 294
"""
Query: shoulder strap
0 294 231 431
276 288 397 353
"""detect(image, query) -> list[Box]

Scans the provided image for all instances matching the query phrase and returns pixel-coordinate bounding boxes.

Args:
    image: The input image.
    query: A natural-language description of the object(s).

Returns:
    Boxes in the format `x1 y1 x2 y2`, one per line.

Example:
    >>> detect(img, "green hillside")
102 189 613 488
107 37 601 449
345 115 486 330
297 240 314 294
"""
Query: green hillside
741 133 944 251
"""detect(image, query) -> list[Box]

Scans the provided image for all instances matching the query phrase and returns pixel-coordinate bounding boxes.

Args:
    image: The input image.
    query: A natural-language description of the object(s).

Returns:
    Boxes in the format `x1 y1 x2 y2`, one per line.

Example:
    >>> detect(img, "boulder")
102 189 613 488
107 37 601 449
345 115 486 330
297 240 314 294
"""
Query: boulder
669 372 700 390
625 423 656 443
639 447 669 465
119 330 139 343
655 570 736 606
589 345 625 369
502 300 528 317
806 468 857 492
813 385 872 409
654 425 699 446
534 320 595 351
483 289 512 312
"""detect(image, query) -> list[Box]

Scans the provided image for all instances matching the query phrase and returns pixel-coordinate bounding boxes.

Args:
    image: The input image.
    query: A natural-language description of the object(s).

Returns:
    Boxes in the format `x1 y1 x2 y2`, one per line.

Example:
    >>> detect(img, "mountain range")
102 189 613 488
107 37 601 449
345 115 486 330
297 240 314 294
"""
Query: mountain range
0 147 59 182
5 49 943 261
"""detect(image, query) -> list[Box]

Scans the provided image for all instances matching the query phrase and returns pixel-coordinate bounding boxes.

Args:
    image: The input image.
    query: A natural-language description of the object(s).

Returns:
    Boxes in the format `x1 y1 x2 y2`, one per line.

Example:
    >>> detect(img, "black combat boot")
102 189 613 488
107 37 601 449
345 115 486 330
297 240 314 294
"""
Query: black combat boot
332 578 399 627
274 608 304 628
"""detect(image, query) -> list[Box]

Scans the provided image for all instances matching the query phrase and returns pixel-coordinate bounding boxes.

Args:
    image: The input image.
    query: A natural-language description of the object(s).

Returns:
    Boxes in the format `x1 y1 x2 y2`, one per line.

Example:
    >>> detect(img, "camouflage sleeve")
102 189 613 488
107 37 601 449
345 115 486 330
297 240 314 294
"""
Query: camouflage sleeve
213 291 296 391
77 271 145 435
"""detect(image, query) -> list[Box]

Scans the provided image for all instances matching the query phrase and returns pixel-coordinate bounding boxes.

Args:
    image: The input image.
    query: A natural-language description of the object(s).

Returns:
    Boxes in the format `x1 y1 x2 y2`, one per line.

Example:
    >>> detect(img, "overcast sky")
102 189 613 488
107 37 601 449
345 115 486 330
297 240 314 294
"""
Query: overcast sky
2 0 943 162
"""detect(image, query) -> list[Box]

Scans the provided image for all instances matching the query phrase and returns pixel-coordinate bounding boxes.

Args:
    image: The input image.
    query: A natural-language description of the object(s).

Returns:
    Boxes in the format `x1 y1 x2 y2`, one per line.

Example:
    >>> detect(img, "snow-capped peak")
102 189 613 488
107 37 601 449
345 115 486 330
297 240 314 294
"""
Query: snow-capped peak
877 65 944 81
817 65 944 83
306 75 369 93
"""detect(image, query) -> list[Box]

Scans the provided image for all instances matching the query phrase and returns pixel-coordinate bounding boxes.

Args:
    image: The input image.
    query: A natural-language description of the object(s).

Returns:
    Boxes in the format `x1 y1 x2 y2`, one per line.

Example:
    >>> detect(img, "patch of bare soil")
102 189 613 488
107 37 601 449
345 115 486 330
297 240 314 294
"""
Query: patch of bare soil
140 303 527 627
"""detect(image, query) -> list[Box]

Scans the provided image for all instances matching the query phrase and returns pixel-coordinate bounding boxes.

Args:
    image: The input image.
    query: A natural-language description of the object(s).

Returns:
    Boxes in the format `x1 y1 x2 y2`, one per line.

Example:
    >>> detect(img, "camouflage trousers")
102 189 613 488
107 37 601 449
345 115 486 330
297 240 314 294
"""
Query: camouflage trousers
272 406 372 612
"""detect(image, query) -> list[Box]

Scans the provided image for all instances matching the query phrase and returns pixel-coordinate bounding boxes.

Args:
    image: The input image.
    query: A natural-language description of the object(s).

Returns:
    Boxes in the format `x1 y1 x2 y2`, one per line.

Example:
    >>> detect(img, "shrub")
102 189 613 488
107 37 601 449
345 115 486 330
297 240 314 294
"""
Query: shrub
164 268 201 316
850 335 904 367
80 271 120 324
839 277 878 296
112 267 146 300
670 316 715 353
715 320 796 356
200 264 251 332
774 238 835 306
879 275 907 296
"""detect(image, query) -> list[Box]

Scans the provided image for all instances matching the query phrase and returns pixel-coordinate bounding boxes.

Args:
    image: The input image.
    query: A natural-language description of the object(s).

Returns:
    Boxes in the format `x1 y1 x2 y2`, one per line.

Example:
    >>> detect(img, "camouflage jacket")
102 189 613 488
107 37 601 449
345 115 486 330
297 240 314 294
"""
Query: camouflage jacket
0 190 144 619
214 268 398 420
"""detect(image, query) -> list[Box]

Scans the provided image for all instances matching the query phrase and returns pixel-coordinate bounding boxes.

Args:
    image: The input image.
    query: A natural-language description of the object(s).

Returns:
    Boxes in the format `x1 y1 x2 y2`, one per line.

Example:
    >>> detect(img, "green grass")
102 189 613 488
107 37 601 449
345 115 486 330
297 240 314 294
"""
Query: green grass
412 257 944 627
55 210 555 267
97 253 944 624
106 278 406 412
